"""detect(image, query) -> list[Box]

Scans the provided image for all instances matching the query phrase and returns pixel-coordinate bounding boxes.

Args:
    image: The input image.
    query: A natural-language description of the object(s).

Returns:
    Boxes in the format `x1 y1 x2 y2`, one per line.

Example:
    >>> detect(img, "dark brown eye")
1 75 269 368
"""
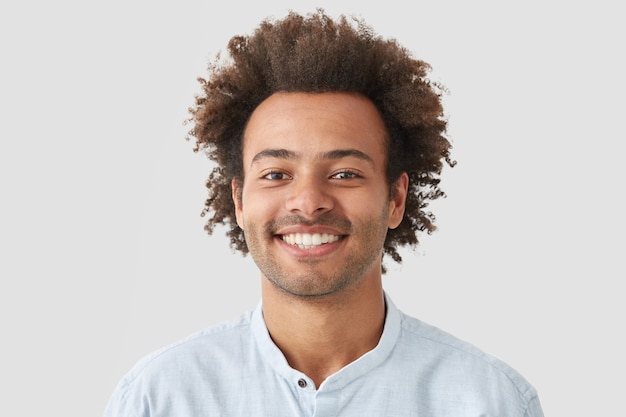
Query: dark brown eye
331 170 360 179
263 171 290 180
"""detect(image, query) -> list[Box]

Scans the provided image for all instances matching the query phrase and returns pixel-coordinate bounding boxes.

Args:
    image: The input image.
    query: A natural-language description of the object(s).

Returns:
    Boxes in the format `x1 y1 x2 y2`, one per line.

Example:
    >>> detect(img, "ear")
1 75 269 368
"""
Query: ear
232 178 244 230
388 172 408 229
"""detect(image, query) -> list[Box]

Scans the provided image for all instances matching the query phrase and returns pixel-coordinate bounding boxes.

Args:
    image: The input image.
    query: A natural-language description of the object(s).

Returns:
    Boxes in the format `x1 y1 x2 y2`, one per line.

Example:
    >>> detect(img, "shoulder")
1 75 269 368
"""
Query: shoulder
395 311 541 414
104 310 255 417
131 310 253 378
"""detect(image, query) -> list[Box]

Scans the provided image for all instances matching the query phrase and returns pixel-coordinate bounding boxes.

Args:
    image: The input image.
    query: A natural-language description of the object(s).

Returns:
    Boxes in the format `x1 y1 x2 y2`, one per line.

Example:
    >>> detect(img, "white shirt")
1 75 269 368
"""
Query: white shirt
104 294 544 416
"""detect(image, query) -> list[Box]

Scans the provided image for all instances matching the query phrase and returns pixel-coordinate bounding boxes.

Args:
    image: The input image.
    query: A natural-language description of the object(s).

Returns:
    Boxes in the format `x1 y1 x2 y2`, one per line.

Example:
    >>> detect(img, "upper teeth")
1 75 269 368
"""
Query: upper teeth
282 233 340 248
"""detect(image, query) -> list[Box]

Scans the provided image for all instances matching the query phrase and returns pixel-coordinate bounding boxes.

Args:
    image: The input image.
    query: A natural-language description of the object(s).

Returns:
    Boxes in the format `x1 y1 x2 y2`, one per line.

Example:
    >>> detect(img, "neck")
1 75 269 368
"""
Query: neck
261 276 386 388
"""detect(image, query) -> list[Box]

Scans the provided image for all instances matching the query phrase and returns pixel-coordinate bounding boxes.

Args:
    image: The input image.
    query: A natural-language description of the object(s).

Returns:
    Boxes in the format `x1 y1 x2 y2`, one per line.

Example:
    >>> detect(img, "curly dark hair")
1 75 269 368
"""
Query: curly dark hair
186 9 454 268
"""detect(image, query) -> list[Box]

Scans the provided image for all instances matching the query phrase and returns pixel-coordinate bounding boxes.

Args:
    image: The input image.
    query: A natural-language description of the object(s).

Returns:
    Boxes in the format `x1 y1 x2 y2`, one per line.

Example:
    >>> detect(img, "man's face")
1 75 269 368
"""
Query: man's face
233 92 407 299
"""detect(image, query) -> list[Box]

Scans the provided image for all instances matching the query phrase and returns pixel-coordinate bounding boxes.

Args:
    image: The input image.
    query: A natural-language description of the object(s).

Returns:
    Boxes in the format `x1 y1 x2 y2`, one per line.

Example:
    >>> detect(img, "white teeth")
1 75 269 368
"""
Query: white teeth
282 233 340 248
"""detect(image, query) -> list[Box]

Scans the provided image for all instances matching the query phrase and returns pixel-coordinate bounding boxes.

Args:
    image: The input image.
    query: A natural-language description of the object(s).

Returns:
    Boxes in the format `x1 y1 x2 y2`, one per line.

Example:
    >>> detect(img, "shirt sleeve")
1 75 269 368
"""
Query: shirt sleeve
103 380 141 417
523 394 545 417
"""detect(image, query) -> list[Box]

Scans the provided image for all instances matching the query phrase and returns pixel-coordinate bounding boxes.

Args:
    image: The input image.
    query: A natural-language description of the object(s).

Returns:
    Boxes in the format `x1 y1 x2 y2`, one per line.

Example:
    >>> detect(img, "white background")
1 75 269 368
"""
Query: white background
1 1 624 416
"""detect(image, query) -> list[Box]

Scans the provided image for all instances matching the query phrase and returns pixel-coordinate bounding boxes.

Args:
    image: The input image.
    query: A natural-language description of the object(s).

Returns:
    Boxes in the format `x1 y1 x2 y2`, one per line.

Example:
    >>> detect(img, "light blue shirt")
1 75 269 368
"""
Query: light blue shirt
104 294 544 416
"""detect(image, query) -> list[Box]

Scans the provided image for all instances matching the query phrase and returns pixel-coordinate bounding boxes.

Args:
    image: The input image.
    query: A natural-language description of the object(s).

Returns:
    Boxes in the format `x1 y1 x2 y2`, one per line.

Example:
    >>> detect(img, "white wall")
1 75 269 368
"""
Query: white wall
1 1 623 416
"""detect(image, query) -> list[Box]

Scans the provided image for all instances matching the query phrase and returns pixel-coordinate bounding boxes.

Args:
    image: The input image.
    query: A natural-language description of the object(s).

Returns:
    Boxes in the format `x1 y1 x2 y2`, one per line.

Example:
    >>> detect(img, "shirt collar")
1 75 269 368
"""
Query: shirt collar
251 292 401 391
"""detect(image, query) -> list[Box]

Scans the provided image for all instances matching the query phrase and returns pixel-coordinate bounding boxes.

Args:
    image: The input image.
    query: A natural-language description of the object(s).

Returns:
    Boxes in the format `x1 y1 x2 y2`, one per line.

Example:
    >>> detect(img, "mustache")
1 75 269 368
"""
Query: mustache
268 213 353 234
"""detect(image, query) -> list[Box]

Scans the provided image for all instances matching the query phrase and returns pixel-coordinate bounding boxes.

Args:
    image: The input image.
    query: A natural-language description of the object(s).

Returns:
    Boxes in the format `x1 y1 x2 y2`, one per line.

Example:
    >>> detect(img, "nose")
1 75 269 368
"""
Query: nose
285 176 334 217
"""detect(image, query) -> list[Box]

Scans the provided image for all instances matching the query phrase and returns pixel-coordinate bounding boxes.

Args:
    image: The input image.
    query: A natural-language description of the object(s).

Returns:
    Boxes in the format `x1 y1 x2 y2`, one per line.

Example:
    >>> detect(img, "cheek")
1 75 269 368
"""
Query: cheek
240 188 281 223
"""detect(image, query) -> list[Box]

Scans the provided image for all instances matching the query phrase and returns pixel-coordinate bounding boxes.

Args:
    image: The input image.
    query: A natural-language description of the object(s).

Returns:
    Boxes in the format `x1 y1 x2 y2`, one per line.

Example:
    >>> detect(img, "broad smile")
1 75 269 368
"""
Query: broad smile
280 232 342 249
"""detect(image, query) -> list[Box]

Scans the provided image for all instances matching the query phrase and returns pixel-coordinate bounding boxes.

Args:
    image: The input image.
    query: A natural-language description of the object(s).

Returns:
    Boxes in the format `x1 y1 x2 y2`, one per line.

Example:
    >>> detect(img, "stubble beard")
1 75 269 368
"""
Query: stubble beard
244 209 389 300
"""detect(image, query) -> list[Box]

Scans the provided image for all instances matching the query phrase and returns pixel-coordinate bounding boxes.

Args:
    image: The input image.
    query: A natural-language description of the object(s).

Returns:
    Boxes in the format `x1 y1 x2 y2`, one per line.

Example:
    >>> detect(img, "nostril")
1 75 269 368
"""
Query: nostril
285 184 334 215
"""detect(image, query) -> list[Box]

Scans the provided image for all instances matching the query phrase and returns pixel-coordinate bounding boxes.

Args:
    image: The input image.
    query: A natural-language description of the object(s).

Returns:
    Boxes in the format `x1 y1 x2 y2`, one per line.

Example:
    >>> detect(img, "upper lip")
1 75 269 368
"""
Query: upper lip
275 226 346 236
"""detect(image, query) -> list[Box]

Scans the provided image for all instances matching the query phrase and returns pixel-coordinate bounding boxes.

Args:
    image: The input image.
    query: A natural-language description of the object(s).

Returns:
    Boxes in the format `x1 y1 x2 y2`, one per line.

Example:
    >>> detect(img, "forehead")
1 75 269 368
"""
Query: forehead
242 92 388 165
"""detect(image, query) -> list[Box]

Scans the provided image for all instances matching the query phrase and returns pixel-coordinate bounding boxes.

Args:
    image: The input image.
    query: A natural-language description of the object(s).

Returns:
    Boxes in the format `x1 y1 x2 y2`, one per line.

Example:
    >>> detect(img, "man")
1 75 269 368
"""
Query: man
105 10 544 416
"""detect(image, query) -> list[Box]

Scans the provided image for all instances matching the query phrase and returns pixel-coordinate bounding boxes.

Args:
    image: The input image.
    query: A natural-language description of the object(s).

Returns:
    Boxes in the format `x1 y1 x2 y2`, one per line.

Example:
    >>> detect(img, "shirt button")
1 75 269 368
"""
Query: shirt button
297 378 307 388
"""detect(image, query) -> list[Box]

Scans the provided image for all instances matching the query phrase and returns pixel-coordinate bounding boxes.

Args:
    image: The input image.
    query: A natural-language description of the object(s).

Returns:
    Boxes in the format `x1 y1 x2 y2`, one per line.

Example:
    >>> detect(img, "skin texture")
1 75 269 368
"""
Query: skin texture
232 91 408 386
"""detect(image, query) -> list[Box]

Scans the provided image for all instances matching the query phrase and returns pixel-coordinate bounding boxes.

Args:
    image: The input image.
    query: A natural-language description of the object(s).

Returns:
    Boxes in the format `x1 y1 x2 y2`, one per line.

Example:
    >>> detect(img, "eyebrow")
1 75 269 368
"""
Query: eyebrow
251 148 375 167
251 148 296 164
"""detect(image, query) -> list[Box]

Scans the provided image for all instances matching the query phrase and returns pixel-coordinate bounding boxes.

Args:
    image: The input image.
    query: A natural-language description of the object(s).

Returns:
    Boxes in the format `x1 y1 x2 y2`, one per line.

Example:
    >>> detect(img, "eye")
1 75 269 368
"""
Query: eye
330 170 361 180
262 170 291 180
